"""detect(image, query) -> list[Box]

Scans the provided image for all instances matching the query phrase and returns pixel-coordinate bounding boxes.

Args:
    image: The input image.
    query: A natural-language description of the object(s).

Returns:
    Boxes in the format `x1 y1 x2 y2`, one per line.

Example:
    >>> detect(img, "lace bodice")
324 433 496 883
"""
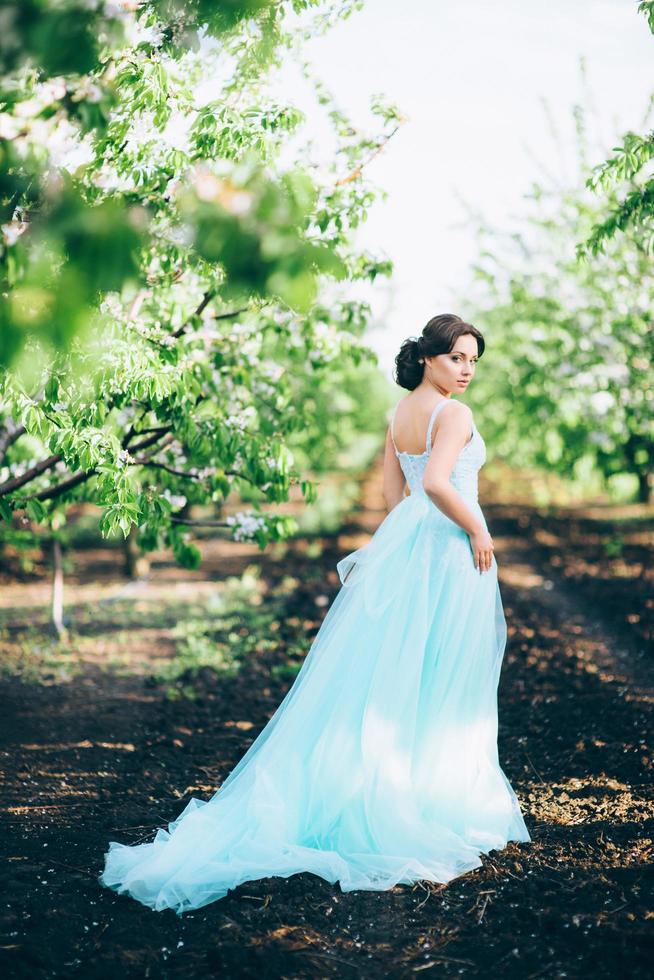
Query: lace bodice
390 399 486 501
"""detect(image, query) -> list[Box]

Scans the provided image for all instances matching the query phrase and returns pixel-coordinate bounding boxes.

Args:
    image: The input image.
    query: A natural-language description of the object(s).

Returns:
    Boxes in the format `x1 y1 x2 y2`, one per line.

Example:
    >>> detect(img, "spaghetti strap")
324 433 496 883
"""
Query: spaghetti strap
389 403 399 453
391 399 449 455
425 400 449 453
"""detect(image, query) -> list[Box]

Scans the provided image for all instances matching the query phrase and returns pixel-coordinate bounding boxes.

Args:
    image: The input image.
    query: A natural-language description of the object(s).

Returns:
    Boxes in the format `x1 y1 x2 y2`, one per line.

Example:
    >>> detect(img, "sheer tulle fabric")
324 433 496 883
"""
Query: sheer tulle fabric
99 400 530 915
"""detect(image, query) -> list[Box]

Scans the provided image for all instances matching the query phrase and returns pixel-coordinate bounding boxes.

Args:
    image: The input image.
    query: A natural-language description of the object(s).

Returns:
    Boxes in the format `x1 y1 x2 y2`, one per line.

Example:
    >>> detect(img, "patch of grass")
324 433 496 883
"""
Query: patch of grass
0 548 328 693
0 564 303 688
603 533 625 558
152 567 295 691
0 625 80 684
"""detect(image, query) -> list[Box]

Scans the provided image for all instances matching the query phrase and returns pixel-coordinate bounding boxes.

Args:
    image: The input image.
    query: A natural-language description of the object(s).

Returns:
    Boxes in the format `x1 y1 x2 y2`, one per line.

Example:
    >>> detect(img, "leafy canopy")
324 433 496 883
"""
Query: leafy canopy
0 0 402 561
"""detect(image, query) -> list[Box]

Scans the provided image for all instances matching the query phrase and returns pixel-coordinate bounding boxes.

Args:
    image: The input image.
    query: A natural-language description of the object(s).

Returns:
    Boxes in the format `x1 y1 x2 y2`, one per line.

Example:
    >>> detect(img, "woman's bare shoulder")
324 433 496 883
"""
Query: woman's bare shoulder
438 399 473 422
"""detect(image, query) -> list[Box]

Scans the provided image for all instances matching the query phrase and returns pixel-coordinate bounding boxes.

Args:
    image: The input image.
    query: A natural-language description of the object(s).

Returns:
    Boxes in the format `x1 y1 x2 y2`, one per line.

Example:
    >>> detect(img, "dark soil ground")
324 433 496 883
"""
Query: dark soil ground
0 455 652 979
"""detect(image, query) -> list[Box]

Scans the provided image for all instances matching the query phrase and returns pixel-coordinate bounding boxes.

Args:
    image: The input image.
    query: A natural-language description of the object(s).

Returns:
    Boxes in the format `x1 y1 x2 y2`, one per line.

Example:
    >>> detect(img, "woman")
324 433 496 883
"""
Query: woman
99 313 531 915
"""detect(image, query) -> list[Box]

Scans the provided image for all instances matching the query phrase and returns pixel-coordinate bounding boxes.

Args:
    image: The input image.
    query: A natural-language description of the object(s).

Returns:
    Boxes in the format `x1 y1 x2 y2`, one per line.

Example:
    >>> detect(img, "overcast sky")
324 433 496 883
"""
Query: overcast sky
278 0 652 378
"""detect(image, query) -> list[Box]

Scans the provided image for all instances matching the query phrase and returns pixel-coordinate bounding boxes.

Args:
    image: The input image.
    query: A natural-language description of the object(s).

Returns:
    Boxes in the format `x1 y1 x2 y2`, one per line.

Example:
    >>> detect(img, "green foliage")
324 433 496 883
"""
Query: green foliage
0 0 401 562
0 1 125 77
579 6 654 255
157 565 291 690
639 0 654 33
603 534 625 559
580 177 654 258
464 99 653 503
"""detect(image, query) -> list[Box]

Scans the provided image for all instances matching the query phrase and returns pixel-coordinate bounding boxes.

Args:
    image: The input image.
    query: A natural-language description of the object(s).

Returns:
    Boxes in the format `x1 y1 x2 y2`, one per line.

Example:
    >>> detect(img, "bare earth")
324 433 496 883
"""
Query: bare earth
0 455 652 979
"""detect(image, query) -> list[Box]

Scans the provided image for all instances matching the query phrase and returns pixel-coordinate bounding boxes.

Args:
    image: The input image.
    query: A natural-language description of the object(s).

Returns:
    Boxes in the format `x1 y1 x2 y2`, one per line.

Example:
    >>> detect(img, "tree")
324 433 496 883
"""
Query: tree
578 1 654 256
0 0 402 613
460 94 653 502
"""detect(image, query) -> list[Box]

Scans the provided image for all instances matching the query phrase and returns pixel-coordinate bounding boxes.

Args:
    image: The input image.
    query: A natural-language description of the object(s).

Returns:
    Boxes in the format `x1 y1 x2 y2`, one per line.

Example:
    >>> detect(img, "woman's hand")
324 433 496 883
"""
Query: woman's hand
468 528 494 574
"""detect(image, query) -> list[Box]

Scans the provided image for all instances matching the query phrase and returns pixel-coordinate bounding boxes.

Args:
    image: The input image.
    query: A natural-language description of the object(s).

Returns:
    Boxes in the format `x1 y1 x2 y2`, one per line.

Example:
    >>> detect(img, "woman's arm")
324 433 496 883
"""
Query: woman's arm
421 401 494 572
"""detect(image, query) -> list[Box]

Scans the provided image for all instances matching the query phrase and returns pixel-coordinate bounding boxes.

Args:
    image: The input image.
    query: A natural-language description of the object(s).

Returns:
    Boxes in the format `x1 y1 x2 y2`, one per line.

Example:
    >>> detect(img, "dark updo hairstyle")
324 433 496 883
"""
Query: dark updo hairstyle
393 313 485 391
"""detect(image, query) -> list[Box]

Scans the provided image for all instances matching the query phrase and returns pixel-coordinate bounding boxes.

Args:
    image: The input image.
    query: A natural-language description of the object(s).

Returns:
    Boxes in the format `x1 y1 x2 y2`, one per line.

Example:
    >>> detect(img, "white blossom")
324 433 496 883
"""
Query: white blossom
124 111 157 152
95 164 134 193
1 220 29 246
240 338 261 357
186 348 206 364
135 23 165 48
225 405 257 432
164 222 194 247
589 391 615 415
41 79 68 104
588 430 614 450
70 78 104 104
599 363 629 383
225 511 267 541
0 114 20 140
160 112 191 153
161 488 187 509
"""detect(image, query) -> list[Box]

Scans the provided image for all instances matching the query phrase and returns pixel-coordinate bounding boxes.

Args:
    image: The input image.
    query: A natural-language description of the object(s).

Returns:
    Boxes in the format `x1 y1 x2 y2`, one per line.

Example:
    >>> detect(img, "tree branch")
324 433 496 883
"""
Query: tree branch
17 428 175 504
129 428 173 453
132 434 176 462
0 421 26 461
171 291 253 341
170 517 229 527
1 418 173 503
124 424 169 443
211 306 251 322
0 453 63 496
335 125 401 187
0 418 27 459
134 459 200 480
121 406 150 448
171 290 216 339
31 469 92 502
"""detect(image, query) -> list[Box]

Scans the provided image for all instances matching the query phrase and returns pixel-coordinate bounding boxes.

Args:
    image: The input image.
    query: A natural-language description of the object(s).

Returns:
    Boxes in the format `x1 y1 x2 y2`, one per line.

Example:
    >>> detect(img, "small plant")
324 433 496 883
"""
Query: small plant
603 534 625 559
152 565 287 690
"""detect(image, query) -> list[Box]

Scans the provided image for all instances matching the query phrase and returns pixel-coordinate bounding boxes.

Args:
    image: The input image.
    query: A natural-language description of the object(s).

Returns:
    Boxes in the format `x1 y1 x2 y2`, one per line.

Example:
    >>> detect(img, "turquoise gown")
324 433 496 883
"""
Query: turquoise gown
99 399 531 915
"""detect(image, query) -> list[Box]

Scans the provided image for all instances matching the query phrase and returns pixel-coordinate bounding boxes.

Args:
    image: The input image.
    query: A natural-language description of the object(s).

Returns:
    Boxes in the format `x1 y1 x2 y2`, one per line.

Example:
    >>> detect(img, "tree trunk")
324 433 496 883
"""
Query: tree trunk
623 436 652 505
637 469 652 504
123 526 150 579
51 537 66 638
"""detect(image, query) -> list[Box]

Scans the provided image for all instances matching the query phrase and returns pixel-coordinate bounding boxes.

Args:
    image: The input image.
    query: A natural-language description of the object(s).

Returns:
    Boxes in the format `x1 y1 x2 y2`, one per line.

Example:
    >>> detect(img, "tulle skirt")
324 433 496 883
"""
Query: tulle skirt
99 491 530 914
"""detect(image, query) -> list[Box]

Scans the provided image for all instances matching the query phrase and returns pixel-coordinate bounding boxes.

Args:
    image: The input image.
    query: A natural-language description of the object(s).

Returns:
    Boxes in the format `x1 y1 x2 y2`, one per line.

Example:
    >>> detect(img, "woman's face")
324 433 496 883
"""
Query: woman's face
425 333 479 394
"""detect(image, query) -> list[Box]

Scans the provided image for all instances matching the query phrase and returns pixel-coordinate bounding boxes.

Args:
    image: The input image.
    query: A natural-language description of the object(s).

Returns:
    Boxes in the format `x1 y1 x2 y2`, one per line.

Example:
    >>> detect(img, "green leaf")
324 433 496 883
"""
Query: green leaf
26 499 46 524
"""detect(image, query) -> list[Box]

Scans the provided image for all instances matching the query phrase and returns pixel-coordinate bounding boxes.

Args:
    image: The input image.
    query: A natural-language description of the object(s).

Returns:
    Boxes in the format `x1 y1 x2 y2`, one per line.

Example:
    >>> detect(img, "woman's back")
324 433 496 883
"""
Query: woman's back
390 397 485 500
391 395 449 456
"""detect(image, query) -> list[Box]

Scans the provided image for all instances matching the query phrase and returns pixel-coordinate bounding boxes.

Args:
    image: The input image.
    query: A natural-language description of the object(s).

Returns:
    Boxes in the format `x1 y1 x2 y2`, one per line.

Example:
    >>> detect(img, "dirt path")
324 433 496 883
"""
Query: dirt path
1 457 652 979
